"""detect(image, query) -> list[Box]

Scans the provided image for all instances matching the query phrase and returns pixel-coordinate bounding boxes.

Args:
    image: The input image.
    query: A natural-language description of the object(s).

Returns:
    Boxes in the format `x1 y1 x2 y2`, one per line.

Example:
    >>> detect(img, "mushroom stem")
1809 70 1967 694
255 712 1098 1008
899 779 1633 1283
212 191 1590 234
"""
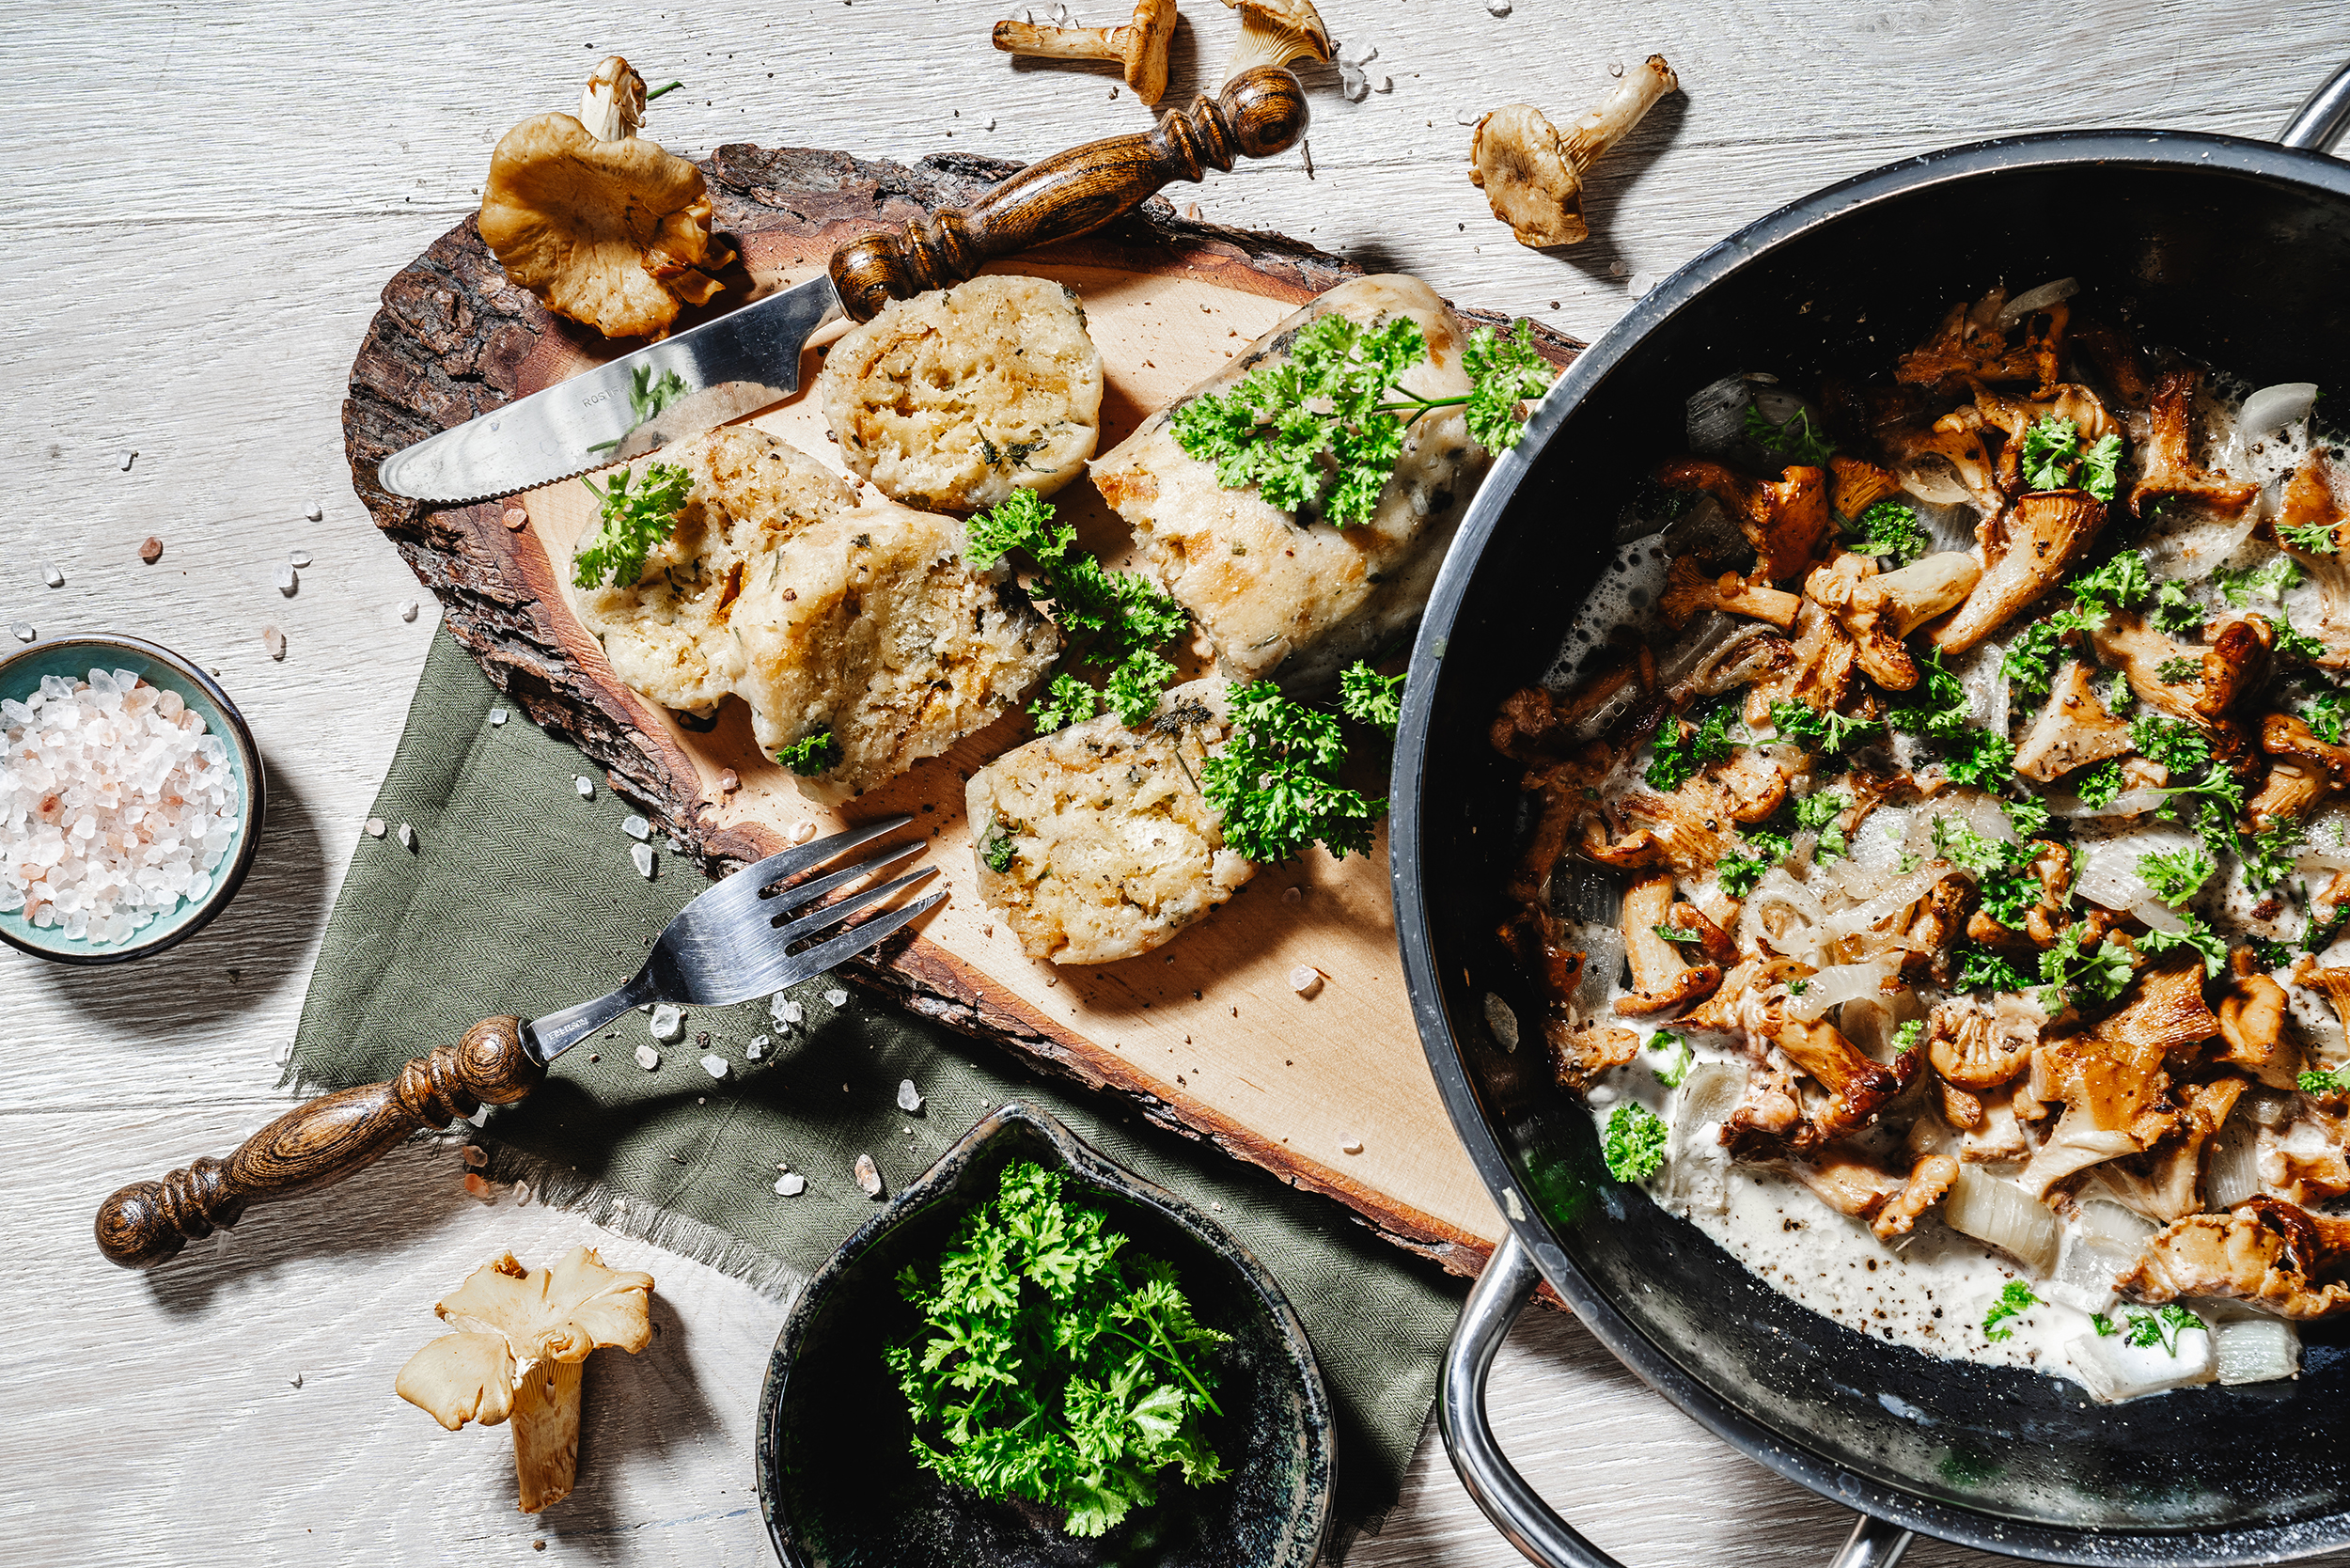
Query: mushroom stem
1562 55 1678 170
993 20 1125 60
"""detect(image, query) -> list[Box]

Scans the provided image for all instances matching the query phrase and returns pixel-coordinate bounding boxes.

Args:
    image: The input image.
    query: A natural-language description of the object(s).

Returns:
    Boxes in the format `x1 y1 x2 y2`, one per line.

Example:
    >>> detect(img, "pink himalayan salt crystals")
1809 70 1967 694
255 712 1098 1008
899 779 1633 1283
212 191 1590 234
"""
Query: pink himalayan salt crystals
0 669 241 944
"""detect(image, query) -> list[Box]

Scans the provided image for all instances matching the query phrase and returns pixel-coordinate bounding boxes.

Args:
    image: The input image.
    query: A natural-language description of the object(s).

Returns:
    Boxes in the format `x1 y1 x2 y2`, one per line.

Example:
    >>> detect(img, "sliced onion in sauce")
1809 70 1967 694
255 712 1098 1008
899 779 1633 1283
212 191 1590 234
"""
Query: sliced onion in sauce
2236 382 2319 441
1784 954 1901 1022
1823 865 1944 943
1668 1061 1747 1215
2204 1115 2265 1211
1739 869 1827 959
2213 1315 2299 1386
1943 1166 2060 1274
2073 824 2200 913
1897 460 1974 507
2048 786 2169 823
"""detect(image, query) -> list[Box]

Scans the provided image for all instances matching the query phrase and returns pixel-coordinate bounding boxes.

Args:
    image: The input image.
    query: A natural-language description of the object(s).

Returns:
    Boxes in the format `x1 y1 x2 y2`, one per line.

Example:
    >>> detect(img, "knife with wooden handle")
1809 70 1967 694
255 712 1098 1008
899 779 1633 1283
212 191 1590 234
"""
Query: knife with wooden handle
375 66 1308 505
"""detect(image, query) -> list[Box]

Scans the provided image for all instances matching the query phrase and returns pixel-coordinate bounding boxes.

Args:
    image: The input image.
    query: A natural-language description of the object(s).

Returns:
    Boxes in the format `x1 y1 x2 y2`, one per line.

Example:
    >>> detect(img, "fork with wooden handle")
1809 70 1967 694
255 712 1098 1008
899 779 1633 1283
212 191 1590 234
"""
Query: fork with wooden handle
95 817 939 1267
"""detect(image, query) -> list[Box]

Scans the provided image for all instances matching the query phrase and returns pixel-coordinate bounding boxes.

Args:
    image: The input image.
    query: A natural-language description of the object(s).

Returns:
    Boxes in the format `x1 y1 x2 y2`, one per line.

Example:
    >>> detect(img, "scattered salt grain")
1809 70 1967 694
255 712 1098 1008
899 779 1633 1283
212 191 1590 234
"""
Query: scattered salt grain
746 1034 768 1060
985 117 996 131
854 1153 885 1199
823 988 849 1008
717 768 740 795
1336 39 1376 100
622 815 650 840
462 1144 487 1168
1289 965 1324 997
700 1053 728 1079
0 668 243 944
397 822 416 851
462 1172 495 1200
775 1172 807 1196
365 817 385 838
634 1043 661 1070
513 1181 533 1206
275 561 299 595
488 708 508 726
1341 1137 1364 1154
897 1079 923 1113
398 600 419 622
8 623 31 643
305 503 324 522
650 1003 684 1042
1607 58 1625 77
1484 0 1510 12
41 564 62 588
574 775 594 798
118 450 136 471
262 625 287 660
631 842 656 878
138 536 164 563
772 996 804 1027
289 550 312 569
792 821 817 844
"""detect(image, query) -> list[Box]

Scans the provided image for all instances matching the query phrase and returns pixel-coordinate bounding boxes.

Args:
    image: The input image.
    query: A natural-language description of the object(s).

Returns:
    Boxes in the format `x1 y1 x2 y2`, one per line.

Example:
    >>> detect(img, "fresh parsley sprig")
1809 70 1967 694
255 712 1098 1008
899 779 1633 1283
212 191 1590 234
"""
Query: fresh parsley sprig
1200 670 1399 863
1842 499 1929 566
1169 315 1552 528
2281 521 2342 554
1647 703 1741 792
1647 1029 1694 1089
573 461 693 588
968 491 1187 730
1601 1103 1668 1182
1745 401 1838 467
2138 914 2227 977
1768 700 1882 757
2017 416 2123 502
886 1160 1230 1538
775 729 840 776
1982 1280 2038 1342
586 365 691 455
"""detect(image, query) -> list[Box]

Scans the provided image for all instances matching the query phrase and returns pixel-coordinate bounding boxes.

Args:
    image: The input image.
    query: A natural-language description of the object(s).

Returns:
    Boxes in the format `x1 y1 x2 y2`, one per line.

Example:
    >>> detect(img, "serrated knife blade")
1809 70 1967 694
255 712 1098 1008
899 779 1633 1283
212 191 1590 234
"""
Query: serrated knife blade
375 273 844 505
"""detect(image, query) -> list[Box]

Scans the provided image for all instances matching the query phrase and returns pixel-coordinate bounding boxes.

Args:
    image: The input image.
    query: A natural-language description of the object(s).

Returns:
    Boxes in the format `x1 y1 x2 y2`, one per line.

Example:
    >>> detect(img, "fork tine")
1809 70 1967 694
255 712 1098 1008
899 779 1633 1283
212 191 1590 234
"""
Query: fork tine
761 839 926 918
769 889 947 985
777 868 937 943
663 814 915 936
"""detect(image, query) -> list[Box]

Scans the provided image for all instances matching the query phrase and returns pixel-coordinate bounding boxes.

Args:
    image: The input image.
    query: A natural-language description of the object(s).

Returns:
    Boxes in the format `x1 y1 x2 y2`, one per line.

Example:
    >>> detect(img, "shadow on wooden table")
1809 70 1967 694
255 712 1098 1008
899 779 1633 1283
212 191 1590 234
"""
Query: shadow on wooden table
29 749 329 1032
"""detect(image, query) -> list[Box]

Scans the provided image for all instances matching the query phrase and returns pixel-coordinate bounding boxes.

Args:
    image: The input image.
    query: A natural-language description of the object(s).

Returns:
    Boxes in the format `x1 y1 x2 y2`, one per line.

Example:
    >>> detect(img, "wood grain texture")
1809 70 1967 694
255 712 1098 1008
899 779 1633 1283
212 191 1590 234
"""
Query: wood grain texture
344 138 1582 1279
8 3 2350 1565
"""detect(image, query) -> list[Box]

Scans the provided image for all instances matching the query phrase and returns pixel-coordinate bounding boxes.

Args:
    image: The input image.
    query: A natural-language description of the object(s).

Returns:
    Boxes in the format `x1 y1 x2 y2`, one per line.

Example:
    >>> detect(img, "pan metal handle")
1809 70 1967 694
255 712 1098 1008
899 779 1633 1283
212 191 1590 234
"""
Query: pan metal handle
1438 1231 1915 1568
2280 61 2350 151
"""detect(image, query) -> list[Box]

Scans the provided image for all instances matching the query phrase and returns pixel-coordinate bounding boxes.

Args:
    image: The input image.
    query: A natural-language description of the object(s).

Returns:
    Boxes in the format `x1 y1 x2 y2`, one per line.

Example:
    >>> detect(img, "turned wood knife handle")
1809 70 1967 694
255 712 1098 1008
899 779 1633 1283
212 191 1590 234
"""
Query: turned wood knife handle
94 1016 544 1268
830 64 1309 321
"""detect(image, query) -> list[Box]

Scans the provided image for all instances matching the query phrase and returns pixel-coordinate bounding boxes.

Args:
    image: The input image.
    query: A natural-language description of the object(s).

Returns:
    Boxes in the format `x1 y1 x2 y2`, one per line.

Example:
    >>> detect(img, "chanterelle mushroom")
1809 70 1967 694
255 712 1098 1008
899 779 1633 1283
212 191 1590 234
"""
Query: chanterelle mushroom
1220 0 1333 80
478 78 734 341
1934 489 2108 655
2119 1195 2350 1319
1470 55 1678 249
2128 368 2259 520
396 1247 656 1513
994 0 1179 102
1656 458 1832 585
1802 549 1981 691
2013 660 2133 783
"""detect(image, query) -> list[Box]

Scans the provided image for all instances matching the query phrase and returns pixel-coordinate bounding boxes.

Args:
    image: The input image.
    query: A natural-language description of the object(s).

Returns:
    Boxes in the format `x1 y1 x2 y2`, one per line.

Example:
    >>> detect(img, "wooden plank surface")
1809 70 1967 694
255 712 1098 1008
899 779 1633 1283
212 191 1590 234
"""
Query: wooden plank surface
342 156 1580 1273
6 3 2348 1565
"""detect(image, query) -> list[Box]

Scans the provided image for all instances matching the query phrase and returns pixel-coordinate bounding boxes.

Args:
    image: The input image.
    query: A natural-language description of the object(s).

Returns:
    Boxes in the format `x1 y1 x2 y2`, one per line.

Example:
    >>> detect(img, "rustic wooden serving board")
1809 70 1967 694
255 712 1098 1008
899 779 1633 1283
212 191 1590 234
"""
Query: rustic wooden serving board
342 143 1579 1277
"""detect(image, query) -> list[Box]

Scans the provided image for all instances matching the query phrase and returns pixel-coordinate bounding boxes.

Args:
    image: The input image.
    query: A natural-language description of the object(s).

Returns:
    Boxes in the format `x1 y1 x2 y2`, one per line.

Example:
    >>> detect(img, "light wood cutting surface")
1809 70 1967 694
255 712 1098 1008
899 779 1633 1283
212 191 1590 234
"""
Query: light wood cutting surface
6 4 2347 1566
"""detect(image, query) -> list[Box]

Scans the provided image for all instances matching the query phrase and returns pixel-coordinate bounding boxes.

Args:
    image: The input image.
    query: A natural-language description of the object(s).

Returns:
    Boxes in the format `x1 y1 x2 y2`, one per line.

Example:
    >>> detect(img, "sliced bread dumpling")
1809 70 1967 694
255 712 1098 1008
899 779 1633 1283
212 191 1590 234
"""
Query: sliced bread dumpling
965 679 1252 964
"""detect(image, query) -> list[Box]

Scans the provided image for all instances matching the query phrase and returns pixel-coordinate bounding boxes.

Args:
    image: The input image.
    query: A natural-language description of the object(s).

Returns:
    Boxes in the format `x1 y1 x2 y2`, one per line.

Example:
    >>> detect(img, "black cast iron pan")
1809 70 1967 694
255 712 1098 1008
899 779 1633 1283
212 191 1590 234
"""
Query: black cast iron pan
1391 63 2350 1568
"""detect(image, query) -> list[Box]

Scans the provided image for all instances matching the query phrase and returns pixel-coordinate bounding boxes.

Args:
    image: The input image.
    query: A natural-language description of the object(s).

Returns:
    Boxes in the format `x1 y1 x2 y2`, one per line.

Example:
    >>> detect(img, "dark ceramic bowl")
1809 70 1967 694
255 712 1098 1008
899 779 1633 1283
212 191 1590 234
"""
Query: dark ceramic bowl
0 634 265 964
755 1103 1333 1568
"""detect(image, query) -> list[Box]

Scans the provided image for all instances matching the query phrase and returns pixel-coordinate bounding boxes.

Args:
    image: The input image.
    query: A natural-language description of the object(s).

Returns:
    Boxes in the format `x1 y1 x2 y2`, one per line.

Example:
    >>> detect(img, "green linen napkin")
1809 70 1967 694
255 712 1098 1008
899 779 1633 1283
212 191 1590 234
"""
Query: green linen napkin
290 630 1465 1554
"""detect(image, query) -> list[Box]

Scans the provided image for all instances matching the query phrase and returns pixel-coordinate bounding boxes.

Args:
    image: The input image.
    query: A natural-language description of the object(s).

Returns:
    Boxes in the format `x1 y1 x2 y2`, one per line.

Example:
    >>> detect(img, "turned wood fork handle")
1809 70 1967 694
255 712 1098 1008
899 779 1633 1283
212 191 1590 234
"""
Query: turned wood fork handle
94 1016 545 1268
829 63 1309 321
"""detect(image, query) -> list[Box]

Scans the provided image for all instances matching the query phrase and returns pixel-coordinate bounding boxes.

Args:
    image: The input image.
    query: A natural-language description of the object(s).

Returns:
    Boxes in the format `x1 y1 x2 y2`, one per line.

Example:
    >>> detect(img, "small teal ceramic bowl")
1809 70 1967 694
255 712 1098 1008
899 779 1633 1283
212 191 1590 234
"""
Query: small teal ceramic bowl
756 1103 1334 1568
0 635 264 964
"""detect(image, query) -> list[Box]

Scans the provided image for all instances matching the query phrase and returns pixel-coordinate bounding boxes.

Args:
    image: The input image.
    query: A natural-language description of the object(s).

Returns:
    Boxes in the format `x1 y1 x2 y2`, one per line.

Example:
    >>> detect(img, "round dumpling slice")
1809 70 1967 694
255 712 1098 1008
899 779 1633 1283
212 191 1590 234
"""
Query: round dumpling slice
817 274 1102 511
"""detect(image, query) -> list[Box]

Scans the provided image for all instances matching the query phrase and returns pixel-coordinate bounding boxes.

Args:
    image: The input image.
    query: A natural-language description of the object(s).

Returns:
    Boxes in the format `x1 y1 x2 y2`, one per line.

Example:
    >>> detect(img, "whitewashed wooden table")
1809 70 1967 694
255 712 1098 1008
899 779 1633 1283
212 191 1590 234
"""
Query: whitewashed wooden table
6 4 2346 1564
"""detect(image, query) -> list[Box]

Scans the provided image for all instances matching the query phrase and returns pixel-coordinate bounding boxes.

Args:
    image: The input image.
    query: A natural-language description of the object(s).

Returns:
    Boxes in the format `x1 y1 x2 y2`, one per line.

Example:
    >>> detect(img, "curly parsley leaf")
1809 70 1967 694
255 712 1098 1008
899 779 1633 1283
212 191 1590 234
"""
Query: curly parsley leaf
2274 616 2328 664
1844 499 1929 566
2020 417 2081 492
2076 760 2125 809
1339 663 1406 737
2070 550 2152 612
1648 1030 1694 1089
2237 823 2302 890
1601 1103 1668 1182
573 461 693 588
979 823 1019 874
1646 705 1741 792
2280 522 2342 554
887 1160 1230 1536
1768 700 1882 756
1982 1280 2038 1342
1893 1018 1924 1055
2138 914 2227 978
970 492 1185 731
1171 314 1550 527
1744 401 1838 467
2216 556 2303 606
2309 689 2350 745
2299 1064 2350 1095
2150 579 2205 635
2038 927 2133 1013
774 729 841 776
2076 433 2123 502
2119 1303 2204 1356
1956 948 2030 994
1653 924 1705 945
1795 790 1850 861
2003 795 2051 839
2137 845 2217 905
1201 681 1384 863
2131 713 2213 776
2154 655 2202 685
